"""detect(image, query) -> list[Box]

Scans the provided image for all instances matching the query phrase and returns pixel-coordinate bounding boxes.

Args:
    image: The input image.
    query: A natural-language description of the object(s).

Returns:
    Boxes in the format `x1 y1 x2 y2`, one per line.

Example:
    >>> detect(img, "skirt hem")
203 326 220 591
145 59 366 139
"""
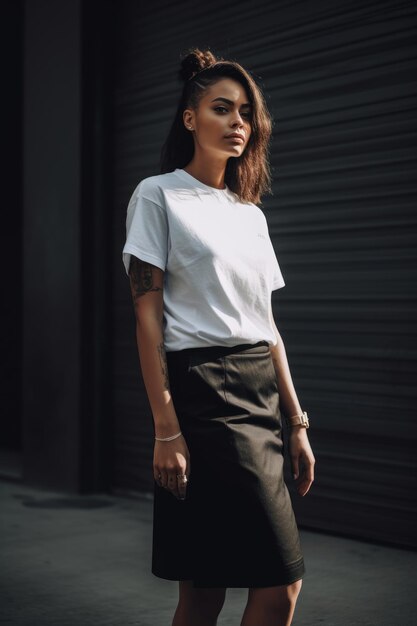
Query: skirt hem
151 556 305 589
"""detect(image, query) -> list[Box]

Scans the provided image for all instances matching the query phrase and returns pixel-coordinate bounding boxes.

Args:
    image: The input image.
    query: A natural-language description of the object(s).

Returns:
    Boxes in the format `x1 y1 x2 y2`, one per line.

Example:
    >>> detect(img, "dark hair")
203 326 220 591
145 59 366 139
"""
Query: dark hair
160 47 274 205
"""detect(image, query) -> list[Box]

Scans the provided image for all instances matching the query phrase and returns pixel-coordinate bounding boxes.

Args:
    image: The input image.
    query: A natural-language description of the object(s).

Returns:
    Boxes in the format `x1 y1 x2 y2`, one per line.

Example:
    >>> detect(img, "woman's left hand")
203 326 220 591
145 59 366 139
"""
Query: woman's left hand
288 427 315 496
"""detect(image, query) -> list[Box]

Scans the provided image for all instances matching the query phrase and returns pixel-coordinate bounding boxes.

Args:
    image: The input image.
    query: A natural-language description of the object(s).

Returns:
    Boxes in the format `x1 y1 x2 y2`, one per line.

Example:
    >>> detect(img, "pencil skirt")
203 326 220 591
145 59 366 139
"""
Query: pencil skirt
151 340 306 589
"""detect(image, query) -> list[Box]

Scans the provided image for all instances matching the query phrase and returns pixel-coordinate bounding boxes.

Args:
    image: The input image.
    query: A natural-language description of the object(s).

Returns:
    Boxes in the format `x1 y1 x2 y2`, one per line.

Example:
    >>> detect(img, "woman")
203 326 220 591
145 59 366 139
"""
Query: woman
122 48 315 626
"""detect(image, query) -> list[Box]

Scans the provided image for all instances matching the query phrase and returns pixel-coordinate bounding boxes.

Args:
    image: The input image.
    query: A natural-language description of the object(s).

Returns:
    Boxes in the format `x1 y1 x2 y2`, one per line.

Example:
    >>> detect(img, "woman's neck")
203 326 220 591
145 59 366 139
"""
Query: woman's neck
183 159 227 190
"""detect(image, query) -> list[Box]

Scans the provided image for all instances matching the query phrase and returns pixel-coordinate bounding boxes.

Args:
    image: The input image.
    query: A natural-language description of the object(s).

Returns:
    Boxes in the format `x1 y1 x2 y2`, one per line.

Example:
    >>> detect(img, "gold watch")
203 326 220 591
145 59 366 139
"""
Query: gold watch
285 411 309 429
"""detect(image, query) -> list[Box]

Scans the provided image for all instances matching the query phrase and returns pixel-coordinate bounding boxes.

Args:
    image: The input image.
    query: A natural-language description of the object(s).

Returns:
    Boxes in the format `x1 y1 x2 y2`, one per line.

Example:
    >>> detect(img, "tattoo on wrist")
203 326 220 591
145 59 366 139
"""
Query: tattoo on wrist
157 342 170 391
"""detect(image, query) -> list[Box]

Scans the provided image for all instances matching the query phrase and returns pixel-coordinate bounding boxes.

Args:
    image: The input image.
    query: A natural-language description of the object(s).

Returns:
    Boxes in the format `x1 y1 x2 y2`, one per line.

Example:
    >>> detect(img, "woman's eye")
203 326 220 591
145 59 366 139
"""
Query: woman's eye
214 106 252 120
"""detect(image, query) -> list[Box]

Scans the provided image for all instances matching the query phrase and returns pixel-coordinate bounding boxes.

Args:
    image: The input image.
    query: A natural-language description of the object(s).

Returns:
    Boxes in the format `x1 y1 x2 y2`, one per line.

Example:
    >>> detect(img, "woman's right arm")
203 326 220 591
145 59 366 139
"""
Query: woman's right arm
128 255 190 500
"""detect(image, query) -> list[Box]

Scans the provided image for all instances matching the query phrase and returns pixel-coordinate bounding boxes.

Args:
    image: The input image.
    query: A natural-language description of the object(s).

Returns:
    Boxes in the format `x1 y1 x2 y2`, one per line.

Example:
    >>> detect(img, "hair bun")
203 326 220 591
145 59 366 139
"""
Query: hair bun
178 47 219 82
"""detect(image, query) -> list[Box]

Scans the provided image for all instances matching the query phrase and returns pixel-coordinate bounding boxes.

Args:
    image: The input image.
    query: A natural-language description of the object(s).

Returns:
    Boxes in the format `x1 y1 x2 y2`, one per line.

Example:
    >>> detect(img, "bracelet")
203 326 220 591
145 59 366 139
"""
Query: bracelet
155 431 182 442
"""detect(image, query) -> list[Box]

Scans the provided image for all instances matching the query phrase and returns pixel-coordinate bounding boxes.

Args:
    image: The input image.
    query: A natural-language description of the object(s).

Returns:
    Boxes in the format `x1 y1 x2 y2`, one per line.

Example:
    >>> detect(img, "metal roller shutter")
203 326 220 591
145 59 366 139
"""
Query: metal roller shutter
112 0 417 547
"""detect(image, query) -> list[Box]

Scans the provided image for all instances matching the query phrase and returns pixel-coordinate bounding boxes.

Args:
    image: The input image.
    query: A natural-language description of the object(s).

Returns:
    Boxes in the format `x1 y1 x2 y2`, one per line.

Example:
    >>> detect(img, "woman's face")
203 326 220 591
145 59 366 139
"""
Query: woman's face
183 78 252 159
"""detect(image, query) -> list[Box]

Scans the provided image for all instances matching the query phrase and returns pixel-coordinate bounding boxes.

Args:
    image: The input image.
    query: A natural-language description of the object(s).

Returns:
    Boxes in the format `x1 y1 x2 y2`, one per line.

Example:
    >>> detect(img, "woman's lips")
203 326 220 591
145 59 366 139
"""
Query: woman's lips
225 136 244 143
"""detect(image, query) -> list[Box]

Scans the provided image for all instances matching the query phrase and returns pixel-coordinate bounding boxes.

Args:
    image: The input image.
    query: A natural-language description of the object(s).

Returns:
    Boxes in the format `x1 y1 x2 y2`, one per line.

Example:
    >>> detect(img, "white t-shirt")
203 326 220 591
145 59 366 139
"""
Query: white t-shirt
122 168 285 351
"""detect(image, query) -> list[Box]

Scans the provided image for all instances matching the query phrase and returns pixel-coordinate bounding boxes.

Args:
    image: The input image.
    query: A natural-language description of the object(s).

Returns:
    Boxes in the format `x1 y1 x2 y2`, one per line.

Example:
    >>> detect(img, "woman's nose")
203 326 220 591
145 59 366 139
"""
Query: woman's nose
231 112 244 127
232 111 243 127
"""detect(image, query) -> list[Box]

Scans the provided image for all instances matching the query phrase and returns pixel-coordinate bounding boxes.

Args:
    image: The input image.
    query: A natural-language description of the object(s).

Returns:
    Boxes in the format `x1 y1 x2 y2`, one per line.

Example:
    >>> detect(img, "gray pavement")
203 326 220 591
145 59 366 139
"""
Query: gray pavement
0 480 415 626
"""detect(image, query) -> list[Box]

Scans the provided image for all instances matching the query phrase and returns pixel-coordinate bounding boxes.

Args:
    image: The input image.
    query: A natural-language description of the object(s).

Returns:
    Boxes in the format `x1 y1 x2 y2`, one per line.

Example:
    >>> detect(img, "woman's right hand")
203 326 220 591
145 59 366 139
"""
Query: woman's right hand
153 434 191 500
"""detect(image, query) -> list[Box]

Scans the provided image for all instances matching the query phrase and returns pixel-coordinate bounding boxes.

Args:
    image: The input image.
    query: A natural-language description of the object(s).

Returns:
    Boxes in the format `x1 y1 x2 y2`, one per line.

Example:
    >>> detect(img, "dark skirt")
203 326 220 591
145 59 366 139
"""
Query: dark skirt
151 340 306 589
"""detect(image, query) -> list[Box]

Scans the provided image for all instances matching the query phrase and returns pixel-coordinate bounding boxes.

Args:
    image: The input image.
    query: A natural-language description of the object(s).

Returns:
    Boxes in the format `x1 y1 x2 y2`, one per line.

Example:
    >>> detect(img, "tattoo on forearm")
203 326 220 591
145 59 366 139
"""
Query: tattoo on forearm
129 257 162 300
157 342 171 391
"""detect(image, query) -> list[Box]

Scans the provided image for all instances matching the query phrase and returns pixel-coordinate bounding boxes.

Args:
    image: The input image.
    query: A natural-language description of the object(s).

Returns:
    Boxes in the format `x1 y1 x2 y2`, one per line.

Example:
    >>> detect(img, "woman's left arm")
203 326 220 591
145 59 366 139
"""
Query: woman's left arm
268 301 315 497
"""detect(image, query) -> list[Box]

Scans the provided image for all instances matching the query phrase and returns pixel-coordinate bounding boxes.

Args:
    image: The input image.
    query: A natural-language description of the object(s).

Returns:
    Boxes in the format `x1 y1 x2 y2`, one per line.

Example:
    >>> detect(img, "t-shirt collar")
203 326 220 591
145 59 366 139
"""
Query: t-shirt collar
174 168 232 198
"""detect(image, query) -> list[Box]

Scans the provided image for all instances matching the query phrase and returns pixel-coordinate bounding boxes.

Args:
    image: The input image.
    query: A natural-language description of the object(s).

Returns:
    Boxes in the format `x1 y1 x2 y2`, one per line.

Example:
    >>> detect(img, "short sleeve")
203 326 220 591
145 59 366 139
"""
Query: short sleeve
261 213 286 291
270 251 286 290
122 182 169 276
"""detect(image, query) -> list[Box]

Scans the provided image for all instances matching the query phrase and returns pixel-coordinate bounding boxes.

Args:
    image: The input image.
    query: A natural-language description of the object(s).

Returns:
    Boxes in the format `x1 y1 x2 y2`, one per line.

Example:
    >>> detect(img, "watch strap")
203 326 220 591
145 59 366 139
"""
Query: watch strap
285 410 309 428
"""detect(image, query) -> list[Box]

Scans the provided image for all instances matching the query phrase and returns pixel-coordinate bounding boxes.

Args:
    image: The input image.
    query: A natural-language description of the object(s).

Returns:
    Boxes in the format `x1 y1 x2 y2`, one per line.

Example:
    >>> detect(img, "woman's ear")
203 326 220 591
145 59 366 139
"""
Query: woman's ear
183 109 194 129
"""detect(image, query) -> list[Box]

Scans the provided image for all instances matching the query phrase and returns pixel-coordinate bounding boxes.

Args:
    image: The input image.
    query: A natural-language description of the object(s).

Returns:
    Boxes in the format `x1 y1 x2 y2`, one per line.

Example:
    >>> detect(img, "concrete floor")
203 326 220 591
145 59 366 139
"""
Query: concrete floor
0 480 415 626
